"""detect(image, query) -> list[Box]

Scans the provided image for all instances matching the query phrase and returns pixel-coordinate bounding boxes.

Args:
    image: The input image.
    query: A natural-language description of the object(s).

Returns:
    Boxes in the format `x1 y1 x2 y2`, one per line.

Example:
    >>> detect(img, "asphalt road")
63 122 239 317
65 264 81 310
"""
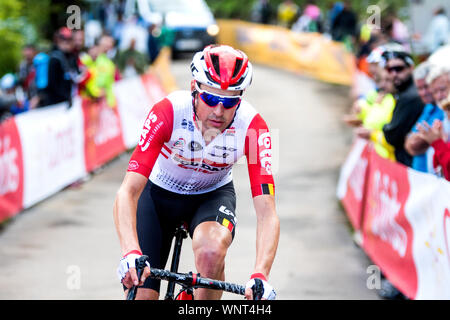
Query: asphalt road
0 58 380 300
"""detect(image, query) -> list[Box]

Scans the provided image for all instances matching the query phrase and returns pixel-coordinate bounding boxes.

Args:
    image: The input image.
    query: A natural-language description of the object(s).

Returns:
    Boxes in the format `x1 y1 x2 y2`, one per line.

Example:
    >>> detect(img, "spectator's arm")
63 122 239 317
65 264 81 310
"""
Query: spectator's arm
383 97 422 149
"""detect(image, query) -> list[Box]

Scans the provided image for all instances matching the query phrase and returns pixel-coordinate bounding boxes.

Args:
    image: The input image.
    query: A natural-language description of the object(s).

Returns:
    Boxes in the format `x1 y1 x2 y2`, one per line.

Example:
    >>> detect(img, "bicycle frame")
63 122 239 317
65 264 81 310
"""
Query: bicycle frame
165 224 189 300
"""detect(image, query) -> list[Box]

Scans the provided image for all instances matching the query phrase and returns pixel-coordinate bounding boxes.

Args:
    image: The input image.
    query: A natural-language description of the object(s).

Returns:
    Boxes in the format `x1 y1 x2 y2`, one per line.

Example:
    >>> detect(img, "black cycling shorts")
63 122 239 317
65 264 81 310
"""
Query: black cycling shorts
128 180 237 293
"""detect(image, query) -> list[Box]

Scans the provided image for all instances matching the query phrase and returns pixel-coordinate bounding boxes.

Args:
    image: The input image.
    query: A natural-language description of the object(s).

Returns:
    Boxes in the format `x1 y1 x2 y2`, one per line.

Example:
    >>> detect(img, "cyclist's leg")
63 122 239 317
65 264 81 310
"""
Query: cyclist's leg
189 182 237 300
124 181 176 300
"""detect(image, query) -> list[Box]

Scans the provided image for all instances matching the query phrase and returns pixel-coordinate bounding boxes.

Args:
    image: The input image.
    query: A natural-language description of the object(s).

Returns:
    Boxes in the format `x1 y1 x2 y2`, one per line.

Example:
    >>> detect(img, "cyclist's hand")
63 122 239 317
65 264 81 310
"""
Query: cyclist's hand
117 250 150 288
245 273 276 300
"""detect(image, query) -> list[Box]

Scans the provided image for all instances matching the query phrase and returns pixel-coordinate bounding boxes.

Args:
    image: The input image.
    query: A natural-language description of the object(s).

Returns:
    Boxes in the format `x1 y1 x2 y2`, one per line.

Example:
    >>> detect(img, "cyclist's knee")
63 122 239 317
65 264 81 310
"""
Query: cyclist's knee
195 241 226 262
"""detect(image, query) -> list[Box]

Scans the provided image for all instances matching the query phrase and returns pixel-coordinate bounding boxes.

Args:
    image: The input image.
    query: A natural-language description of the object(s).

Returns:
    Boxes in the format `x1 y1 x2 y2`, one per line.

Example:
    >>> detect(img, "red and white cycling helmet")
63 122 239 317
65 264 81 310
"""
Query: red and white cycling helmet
191 45 253 91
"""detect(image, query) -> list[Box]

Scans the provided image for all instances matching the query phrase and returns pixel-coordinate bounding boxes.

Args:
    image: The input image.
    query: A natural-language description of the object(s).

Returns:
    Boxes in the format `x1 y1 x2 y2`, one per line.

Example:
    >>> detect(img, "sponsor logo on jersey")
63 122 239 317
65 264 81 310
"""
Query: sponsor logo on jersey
189 141 203 151
224 127 236 136
181 119 194 132
139 111 158 152
208 151 229 159
128 160 139 171
219 205 235 218
172 138 186 151
258 132 272 175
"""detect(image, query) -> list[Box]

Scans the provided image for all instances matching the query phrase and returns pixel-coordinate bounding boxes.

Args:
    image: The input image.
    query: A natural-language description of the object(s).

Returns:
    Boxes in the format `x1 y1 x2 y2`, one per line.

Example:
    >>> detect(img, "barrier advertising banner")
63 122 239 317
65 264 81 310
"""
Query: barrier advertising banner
82 97 125 172
14 100 86 209
338 140 450 299
336 139 370 230
0 117 24 219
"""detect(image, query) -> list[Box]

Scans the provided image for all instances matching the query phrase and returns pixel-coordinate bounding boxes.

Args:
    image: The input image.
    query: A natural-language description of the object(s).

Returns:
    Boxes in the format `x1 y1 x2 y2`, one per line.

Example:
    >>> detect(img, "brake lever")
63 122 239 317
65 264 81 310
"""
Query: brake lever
252 278 264 300
126 255 150 300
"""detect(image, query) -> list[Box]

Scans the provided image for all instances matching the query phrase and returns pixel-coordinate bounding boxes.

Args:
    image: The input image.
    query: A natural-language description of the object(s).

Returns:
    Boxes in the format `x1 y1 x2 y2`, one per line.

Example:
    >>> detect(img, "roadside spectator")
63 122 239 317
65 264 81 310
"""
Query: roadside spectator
331 0 357 43
0 73 30 115
147 23 161 64
79 43 103 101
38 27 78 107
382 49 425 168
18 44 37 100
73 29 87 58
383 13 410 51
277 0 300 29
251 0 273 25
404 62 445 174
96 35 118 107
115 38 149 78
324 2 343 35
113 12 125 47
0 74 19 121
99 0 117 34
343 47 396 161
424 7 449 54
292 1 322 33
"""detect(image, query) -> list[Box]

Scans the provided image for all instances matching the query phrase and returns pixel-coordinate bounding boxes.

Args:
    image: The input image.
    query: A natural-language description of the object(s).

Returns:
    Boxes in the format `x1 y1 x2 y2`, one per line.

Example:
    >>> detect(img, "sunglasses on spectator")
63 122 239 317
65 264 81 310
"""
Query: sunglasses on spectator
387 65 407 73
195 82 242 109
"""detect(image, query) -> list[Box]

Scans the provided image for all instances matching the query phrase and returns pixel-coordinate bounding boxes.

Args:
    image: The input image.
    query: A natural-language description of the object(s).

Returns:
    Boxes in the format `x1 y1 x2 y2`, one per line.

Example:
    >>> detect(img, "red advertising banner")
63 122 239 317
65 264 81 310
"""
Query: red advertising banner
362 151 417 299
82 98 126 172
0 118 24 220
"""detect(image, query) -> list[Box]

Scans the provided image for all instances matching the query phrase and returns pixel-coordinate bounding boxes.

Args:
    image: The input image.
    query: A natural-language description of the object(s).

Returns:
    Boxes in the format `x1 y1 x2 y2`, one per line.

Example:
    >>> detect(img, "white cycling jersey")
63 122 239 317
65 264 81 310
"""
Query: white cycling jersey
128 90 275 197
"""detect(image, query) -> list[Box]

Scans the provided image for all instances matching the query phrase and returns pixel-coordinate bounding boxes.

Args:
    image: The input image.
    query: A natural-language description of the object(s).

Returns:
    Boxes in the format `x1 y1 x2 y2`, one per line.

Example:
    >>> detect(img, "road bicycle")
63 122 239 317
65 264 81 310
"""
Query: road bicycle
127 224 262 300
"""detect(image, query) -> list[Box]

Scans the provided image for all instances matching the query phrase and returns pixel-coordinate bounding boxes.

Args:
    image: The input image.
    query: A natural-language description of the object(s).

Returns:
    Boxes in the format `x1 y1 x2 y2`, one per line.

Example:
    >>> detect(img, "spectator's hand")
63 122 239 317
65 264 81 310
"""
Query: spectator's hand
30 96 40 109
404 132 429 156
343 114 362 127
417 120 445 145
354 126 372 140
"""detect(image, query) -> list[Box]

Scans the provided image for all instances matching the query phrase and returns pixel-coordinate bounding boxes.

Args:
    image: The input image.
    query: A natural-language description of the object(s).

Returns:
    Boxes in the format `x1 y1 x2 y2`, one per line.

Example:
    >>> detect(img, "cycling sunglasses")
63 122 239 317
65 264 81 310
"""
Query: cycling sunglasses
195 82 242 109
386 65 407 73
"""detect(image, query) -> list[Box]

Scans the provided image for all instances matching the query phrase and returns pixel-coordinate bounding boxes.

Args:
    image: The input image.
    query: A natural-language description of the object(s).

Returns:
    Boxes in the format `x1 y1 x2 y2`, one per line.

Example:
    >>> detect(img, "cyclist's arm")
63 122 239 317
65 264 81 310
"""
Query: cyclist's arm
114 98 173 256
245 113 280 279
114 172 148 256
252 194 280 278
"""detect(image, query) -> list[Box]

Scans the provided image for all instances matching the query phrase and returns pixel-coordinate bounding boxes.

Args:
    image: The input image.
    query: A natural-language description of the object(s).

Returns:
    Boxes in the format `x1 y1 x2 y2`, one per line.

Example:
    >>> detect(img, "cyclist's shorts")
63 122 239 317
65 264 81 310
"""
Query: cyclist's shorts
127 180 237 293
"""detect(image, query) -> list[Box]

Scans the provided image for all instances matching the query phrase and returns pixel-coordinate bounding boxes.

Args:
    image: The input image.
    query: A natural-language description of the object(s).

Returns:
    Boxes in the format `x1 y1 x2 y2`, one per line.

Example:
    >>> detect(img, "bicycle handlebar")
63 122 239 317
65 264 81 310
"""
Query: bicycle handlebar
126 255 246 300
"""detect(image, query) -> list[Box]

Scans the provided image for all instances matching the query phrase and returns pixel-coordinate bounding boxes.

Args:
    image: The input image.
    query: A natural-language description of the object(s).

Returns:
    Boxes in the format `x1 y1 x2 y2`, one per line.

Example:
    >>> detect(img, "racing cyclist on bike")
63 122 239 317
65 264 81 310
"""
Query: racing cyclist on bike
113 44 280 300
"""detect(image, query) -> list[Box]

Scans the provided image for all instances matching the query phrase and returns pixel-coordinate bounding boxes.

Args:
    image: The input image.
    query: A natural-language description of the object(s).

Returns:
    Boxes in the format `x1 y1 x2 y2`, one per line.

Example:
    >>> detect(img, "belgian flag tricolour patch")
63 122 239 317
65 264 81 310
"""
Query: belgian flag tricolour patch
261 183 274 196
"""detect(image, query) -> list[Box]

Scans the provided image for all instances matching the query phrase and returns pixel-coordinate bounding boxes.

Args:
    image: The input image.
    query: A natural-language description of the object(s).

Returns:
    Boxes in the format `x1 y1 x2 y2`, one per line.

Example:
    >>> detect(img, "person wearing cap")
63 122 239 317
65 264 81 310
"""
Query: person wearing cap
114 45 279 300
381 49 425 167
39 27 78 107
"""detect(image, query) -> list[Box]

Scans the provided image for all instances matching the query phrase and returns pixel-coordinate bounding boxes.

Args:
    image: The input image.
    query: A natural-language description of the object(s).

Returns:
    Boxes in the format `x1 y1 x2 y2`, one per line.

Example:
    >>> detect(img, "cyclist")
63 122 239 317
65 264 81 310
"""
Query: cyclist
113 44 280 300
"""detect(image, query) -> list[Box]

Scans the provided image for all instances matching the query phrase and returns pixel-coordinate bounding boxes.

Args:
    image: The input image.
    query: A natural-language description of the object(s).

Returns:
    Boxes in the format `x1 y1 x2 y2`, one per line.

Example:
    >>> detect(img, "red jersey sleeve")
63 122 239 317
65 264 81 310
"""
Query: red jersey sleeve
431 139 450 181
127 98 173 178
245 113 275 197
